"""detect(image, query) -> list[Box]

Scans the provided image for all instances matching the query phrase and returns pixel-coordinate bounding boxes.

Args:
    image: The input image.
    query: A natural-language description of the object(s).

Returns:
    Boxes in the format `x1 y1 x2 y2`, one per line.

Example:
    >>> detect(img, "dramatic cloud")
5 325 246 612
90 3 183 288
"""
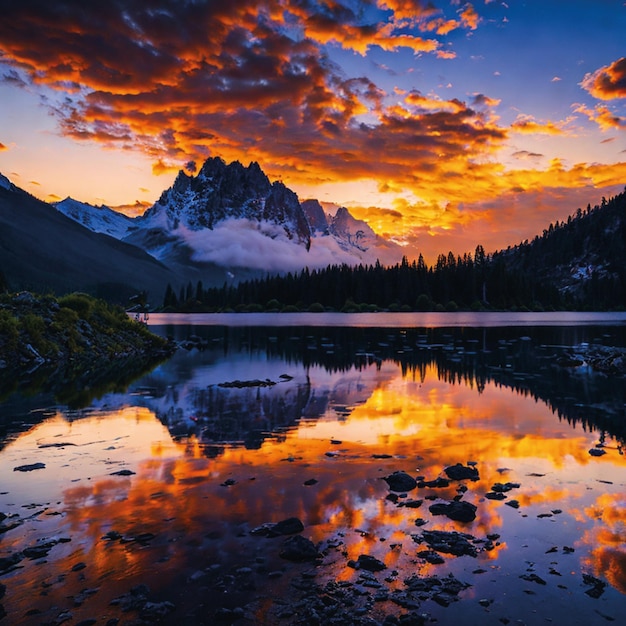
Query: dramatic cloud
2 1 625 263
0 0 505 203
581 57 626 100
0 142 7 151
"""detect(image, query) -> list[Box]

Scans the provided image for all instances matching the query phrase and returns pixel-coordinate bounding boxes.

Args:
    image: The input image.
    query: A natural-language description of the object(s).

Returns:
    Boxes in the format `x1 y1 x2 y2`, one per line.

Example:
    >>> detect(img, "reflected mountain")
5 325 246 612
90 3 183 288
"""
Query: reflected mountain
122 324 626 451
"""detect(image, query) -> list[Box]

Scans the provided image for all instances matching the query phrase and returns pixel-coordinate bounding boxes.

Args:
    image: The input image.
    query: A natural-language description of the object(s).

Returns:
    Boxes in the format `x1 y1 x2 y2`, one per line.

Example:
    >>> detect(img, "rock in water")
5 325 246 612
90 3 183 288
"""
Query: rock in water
384 470 417 492
279 535 320 561
444 463 479 481
429 500 477 523
13 462 45 472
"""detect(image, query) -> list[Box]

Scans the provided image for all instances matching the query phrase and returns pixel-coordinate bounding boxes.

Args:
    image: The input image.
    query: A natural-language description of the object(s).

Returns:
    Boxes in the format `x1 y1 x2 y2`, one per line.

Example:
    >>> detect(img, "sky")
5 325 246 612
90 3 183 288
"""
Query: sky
1 0 625 263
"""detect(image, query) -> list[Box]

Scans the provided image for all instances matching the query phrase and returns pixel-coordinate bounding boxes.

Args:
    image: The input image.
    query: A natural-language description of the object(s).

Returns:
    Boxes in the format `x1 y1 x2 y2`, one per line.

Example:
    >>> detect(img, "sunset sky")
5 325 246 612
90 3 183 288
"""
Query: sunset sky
1 0 625 262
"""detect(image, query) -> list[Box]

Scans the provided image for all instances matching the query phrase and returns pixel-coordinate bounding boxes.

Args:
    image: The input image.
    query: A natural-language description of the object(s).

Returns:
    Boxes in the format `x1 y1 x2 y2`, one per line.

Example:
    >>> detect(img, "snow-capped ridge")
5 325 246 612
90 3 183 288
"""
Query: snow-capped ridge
54 197 136 239
50 156 404 278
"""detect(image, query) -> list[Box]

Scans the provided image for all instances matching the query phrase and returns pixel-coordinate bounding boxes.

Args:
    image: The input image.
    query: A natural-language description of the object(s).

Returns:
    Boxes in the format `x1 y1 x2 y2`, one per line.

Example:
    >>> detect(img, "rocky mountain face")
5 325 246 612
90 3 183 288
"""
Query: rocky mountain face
302 199 402 263
49 157 403 280
301 199 330 235
143 157 311 249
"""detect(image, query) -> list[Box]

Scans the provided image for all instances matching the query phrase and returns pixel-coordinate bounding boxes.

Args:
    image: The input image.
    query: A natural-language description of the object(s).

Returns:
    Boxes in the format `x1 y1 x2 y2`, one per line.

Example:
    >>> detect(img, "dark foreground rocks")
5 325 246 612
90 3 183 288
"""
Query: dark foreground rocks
555 344 626 376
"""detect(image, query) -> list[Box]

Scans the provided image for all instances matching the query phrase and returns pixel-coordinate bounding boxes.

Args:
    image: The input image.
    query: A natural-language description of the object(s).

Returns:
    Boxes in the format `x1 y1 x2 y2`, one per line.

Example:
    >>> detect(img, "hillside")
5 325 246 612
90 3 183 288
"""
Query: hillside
492 190 626 308
0 181 176 303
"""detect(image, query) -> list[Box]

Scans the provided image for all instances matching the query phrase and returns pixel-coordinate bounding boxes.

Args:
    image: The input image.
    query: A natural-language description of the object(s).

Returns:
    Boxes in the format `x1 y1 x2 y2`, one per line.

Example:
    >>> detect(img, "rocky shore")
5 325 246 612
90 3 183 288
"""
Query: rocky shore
0 291 174 396
555 343 626 376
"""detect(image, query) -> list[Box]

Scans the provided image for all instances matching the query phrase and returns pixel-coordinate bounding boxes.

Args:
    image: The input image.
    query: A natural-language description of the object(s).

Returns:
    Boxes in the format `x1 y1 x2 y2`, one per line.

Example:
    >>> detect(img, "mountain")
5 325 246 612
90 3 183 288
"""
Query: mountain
143 157 311 247
0 180 176 302
55 157 404 276
301 199 404 266
55 197 136 239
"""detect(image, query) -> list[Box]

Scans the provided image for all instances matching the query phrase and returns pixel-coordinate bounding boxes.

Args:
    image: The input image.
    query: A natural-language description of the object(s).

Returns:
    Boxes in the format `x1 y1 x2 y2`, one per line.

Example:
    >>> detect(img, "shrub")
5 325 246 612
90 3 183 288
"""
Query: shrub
20 312 54 356
59 293 95 319
0 310 19 352
416 294 433 311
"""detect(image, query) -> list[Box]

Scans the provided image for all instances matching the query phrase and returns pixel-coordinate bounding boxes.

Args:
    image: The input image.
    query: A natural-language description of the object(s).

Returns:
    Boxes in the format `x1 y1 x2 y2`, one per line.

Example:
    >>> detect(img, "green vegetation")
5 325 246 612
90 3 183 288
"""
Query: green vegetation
0 291 173 400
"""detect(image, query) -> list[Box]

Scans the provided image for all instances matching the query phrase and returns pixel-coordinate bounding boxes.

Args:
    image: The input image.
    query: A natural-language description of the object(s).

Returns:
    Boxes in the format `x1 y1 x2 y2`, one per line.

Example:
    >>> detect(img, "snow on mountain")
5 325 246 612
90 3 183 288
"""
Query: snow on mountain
54 197 136 239
142 157 311 248
52 157 404 277
0 173 11 191
302 199 404 267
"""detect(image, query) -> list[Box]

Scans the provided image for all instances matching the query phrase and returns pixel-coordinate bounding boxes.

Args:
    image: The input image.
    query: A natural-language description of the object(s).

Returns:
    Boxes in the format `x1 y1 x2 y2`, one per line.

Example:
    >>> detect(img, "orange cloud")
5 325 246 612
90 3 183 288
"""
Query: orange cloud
510 114 571 136
573 103 626 132
458 3 480 30
404 90 466 112
113 200 153 217
1 0 623 263
0 142 7 151
0 1 502 191
581 57 626 100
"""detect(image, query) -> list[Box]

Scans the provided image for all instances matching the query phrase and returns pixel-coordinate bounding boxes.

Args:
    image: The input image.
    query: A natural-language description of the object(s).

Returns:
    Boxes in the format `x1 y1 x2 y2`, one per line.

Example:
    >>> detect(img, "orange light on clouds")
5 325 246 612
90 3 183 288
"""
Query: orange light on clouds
0 1 625 261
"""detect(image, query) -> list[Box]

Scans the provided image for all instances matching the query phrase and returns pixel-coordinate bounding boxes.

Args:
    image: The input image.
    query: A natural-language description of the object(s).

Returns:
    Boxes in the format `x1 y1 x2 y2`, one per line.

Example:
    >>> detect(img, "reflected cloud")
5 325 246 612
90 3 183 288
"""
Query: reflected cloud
3 323 626 623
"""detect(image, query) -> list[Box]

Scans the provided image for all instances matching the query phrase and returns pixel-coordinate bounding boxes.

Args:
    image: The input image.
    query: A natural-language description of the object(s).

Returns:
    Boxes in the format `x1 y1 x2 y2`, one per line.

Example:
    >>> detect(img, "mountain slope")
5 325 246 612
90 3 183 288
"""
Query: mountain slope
55 197 136 239
302 199 403 267
491 190 626 308
0 180 176 302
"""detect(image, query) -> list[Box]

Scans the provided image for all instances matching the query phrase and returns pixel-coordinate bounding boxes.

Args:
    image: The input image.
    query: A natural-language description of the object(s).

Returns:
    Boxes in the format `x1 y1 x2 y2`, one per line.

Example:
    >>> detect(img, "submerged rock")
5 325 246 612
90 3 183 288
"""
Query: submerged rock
414 529 479 557
251 517 304 537
350 554 387 572
13 462 45 472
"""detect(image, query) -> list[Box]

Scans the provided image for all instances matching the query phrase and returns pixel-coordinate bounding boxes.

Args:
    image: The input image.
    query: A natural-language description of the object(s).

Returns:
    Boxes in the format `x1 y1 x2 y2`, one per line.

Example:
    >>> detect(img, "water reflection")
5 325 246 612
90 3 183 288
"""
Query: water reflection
134 324 626 448
1 323 625 625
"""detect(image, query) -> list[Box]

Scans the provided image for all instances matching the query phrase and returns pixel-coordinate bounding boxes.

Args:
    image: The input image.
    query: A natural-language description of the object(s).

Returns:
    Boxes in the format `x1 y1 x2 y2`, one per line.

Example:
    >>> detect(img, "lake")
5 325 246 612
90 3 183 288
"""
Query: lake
1 312 626 625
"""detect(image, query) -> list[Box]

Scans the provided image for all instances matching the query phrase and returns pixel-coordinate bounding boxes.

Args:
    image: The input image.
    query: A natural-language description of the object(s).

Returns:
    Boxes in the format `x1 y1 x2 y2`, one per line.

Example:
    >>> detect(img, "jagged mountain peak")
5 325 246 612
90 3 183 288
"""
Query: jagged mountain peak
301 199 330 235
145 156 306 243
39 156 404 281
131 156 312 265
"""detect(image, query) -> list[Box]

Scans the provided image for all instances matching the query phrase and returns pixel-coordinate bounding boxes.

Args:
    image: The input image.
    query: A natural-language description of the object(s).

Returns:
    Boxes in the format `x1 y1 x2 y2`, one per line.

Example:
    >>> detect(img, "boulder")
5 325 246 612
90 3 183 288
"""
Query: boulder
279 535 320 562
444 464 479 481
383 471 417 492
429 500 477 523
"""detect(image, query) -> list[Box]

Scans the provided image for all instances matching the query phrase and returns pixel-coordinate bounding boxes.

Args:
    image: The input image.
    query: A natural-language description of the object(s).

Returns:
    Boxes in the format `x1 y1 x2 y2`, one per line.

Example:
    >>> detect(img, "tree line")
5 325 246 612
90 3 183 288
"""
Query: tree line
163 189 626 313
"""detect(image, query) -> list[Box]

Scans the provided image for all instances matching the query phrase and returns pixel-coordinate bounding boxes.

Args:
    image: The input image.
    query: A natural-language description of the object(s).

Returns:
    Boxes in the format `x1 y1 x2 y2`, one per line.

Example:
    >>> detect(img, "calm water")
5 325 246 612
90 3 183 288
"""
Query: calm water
1 313 626 625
